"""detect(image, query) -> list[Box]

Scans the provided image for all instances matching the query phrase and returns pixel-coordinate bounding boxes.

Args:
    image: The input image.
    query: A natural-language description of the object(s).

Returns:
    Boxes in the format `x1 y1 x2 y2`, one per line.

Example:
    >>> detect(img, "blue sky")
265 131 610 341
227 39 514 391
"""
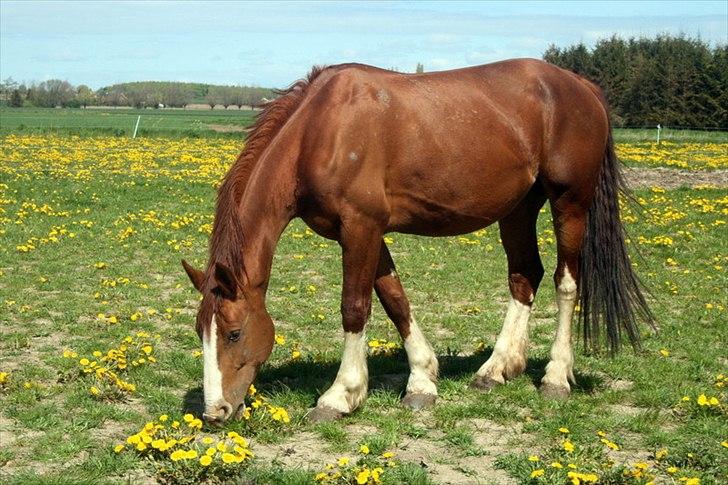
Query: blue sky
1 1 726 89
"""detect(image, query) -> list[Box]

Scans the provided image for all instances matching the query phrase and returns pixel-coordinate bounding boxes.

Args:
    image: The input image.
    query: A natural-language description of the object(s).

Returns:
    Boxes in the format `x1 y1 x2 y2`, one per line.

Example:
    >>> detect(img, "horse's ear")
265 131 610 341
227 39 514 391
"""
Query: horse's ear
181 260 205 292
214 262 239 299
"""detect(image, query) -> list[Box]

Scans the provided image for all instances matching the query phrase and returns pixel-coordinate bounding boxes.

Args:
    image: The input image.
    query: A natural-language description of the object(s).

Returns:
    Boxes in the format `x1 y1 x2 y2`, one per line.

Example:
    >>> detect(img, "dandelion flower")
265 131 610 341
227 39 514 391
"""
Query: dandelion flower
356 469 371 484
530 469 545 478
359 444 370 454
200 455 212 466
221 452 236 464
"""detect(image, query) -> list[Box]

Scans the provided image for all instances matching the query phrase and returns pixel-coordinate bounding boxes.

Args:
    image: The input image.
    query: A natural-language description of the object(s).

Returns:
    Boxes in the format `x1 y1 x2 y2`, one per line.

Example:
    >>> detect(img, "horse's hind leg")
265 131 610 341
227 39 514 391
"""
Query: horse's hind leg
472 187 546 390
540 196 587 399
374 242 438 409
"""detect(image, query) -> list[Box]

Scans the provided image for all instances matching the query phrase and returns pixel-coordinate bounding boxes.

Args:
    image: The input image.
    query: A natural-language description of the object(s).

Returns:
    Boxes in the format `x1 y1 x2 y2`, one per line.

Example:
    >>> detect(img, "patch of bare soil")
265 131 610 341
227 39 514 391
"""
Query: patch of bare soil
206 124 250 133
252 418 522 484
624 167 728 189
608 379 635 391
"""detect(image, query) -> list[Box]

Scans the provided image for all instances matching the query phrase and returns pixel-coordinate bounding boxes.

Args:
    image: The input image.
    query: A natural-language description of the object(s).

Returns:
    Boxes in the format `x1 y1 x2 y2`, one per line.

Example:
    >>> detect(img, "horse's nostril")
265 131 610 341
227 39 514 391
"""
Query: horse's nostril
203 402 233 423
219 402 233 419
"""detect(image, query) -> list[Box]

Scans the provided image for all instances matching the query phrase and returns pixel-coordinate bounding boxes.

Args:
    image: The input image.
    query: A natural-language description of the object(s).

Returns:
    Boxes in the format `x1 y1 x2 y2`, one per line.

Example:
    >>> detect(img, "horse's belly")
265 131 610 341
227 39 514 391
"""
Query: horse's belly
386 187 527 237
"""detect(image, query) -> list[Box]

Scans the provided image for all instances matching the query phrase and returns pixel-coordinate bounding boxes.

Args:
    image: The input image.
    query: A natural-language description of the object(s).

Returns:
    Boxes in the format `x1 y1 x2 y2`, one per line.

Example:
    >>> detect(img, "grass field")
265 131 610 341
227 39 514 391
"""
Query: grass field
0 107 258 138
2 107 727 144
0 131 727 484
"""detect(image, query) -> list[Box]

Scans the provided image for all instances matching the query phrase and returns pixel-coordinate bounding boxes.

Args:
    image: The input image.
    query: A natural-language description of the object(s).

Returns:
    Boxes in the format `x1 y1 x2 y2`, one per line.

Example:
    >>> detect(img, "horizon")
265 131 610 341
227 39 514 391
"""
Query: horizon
1 0 726 89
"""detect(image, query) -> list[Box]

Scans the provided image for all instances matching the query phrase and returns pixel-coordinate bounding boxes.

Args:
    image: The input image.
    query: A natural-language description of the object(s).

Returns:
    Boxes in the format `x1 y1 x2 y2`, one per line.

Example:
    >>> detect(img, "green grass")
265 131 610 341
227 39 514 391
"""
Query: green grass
0 133 726 483
613 127 728 144
0 107 257 138
2 107 727 144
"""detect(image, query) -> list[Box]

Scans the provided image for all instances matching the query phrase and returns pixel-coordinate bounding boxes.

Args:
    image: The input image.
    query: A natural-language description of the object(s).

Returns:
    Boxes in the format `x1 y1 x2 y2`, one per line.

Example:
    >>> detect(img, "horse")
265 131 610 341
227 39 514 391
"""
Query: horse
181 58 653 424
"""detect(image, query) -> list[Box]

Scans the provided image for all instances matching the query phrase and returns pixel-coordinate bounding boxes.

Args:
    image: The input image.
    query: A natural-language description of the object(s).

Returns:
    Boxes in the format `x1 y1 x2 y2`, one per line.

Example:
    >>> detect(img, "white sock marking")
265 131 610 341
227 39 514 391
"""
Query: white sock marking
543 267 577 388
404 318 438 395
476 296 531 382
203 315 225 411
317 331 368 413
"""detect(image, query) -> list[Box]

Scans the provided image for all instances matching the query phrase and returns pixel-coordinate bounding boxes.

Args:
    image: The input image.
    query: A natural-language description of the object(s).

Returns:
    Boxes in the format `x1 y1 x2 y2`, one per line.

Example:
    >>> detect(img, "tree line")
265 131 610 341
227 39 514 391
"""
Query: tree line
543 34 727 129
0 79 276 109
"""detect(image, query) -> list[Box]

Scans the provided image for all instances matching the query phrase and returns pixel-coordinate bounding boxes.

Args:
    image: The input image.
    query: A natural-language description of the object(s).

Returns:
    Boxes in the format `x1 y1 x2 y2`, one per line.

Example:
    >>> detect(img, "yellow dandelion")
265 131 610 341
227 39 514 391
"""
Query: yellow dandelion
200 455 212 466
359 444 370 455
356 469 371 484
221 452 236 464
530 469 545 478
170 450 185 461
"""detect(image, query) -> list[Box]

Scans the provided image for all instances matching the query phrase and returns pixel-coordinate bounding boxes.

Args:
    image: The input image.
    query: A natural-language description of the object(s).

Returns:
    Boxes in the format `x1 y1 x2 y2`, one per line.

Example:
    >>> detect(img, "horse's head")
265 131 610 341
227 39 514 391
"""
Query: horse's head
182 260 274 424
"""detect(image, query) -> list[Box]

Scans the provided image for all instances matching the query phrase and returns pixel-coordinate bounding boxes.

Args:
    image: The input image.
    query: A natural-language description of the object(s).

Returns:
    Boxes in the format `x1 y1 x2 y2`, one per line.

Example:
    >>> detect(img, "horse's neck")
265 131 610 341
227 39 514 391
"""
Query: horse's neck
236 151 298 293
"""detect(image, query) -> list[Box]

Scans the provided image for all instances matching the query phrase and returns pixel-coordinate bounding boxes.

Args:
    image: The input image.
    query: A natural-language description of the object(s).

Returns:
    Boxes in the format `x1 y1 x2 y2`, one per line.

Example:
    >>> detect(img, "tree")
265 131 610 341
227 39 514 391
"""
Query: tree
416 62 424 74
543 34 727 128
75 85 95 108
9 89 23 107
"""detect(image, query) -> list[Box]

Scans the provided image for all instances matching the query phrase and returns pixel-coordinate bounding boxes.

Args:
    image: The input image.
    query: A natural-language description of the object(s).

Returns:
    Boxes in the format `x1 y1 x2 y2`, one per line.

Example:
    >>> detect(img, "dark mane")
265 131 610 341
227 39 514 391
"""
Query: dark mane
206 66 328 281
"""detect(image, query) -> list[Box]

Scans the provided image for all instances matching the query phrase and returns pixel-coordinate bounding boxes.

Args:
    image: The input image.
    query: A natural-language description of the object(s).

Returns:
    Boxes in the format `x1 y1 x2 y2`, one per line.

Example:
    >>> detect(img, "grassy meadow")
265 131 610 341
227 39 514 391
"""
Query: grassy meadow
0 110 727 484
0 107 258 138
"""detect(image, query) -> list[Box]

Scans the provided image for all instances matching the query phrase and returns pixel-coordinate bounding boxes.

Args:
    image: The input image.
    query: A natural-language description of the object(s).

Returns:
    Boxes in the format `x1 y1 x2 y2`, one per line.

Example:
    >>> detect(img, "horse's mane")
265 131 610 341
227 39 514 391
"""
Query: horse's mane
206 65 328 281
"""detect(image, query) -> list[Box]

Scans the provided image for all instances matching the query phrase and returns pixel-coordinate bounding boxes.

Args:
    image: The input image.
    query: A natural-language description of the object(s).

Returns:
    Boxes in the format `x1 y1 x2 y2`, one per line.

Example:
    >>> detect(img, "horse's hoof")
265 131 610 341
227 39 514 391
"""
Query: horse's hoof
470 375 501 391
540 383 570 400
308 406 344 423
402 393 436 410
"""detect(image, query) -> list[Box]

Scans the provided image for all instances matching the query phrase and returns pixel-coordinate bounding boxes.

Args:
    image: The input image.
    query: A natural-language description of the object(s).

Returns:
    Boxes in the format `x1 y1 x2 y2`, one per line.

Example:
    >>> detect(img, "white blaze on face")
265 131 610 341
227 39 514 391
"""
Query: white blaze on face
203 315 225 409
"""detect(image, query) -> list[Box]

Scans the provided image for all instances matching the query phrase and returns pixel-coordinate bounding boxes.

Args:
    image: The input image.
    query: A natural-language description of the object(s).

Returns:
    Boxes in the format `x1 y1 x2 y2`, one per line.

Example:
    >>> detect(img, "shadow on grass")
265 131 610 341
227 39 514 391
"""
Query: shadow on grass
181 347 606 414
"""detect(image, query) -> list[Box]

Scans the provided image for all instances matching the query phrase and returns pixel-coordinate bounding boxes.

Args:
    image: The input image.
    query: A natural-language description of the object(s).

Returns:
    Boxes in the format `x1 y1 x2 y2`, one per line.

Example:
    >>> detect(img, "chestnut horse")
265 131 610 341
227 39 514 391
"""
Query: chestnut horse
182 59 652 423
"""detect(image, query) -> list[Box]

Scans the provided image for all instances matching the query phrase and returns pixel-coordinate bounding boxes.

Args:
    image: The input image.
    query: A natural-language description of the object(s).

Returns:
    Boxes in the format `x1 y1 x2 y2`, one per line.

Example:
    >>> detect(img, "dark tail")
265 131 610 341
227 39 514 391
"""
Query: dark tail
579 128 655 353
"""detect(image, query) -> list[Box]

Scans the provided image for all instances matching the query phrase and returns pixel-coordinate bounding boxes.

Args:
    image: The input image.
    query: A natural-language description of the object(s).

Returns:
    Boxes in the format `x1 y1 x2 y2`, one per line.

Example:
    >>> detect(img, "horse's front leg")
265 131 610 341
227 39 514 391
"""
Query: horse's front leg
374 242 438 409
309 218 383 422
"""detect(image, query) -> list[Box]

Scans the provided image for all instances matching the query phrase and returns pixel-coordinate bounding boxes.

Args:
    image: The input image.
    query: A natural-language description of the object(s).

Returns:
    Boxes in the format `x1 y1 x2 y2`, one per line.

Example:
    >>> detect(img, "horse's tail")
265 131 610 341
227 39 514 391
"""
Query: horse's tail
579 121 655 353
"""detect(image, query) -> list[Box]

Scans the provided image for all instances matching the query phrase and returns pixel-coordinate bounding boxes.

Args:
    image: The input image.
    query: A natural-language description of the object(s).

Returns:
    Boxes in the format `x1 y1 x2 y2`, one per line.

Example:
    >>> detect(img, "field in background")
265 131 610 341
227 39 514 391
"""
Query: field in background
0 107 258 138
2 107 728 144
0 126 726 483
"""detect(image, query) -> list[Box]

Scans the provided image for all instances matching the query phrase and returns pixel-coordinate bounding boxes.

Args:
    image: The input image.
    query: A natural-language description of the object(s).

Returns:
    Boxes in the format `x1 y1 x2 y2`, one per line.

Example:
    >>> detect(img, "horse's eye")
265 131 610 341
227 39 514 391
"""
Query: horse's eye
228 330 241 342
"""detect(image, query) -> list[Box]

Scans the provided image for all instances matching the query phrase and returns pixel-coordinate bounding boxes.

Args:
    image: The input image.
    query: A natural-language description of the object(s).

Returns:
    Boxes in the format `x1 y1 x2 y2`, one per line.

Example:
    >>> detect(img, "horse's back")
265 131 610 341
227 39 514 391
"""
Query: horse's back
295 59 609 237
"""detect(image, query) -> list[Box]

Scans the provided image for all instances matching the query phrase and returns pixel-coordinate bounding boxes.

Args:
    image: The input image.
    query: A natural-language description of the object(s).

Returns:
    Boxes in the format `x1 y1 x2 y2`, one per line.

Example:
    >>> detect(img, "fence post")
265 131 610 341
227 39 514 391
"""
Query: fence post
656 124 661 144
133 115 141 139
